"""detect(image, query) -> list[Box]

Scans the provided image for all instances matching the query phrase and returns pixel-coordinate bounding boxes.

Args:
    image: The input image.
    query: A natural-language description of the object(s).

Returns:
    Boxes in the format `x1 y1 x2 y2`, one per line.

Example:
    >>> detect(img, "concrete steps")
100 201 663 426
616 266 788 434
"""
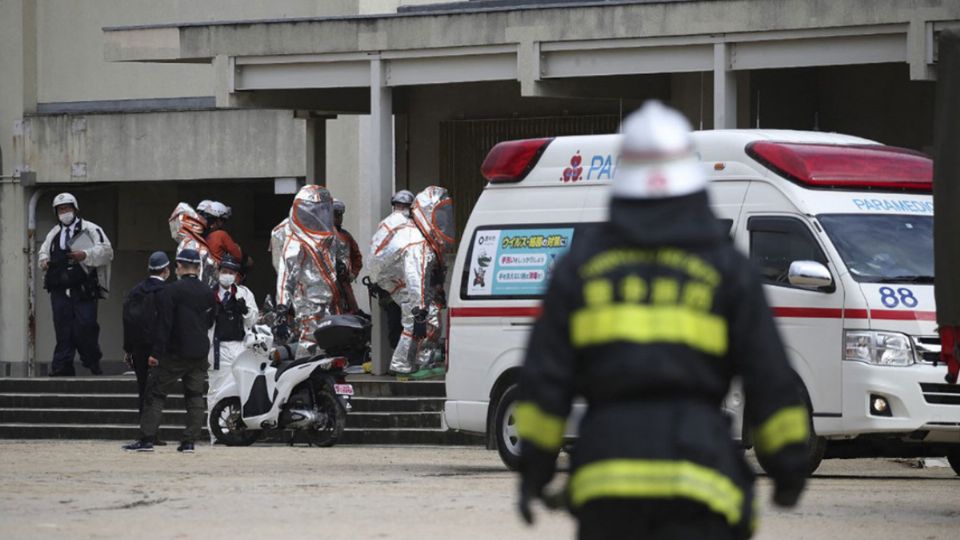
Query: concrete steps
0 376 482 445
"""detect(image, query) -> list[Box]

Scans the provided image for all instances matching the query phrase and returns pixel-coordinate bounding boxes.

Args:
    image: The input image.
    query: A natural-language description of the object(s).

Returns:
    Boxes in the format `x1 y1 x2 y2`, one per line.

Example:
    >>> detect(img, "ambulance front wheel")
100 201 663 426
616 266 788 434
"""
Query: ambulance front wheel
494 384 522 471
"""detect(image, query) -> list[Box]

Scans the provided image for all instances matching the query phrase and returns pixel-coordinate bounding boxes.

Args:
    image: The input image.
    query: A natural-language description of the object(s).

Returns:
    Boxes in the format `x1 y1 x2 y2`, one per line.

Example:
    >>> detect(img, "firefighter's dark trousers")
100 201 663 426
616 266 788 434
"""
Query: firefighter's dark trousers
577 499 736 540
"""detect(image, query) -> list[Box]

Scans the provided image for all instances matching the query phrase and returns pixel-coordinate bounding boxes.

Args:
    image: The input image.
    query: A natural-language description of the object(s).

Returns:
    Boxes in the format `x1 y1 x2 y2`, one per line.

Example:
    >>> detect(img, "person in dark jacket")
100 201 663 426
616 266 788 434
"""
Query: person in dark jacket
515 101 810 540
123 249 216 453
122 251 170 418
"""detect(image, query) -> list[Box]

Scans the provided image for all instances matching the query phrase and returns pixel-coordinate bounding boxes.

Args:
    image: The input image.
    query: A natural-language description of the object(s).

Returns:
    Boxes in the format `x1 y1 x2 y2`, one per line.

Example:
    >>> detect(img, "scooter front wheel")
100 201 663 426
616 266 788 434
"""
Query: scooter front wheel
210 397 261 447
304 388 346 448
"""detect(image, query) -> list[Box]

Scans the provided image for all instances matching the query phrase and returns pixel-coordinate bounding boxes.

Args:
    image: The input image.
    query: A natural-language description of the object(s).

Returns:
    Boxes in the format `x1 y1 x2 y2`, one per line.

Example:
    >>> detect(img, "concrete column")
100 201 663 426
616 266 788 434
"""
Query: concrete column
0 183 29 376
305 118 326 184
713 42 737 129
366 57 394 375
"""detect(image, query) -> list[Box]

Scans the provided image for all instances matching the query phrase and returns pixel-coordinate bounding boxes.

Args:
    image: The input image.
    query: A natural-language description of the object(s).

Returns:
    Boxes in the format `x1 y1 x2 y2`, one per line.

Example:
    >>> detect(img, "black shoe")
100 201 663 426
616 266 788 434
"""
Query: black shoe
122 440 154 452
49 369 75 377
177 441 195 453
87 364 103 375
154 440 167 446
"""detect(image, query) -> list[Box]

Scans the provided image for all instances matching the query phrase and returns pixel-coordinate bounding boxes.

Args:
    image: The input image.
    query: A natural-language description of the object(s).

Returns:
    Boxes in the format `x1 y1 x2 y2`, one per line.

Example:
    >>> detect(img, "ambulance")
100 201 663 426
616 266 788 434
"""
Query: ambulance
443 129 960 475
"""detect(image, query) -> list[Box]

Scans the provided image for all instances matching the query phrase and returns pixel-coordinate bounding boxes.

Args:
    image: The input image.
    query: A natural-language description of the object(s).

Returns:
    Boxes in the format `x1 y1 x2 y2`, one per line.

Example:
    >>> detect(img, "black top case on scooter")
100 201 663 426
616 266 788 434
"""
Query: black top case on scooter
313 314 372 356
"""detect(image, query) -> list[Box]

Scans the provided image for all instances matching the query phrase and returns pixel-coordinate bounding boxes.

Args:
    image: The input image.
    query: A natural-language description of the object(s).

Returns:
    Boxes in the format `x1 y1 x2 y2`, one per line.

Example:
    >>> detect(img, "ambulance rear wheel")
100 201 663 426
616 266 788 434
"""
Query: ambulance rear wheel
494 385 522 471
209 398 260 447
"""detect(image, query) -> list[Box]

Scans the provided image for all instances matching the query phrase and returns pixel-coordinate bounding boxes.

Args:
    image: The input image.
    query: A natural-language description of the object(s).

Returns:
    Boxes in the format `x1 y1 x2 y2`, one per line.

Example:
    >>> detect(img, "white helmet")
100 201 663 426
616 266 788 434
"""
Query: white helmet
52 192 79 210
391 190 415 206
613 100 706 199
196 200 213 214
206 201 231 219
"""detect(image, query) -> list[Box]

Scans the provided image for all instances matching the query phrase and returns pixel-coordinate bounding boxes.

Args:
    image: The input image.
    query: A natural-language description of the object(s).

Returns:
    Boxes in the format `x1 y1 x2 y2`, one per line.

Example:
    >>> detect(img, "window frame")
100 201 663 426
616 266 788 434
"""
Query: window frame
747 215 835 293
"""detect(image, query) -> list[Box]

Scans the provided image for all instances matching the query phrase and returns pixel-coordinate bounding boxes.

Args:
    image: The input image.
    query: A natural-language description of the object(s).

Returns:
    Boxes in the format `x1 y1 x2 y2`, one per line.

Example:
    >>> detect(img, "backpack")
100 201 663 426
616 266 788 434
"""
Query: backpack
123 283 160 351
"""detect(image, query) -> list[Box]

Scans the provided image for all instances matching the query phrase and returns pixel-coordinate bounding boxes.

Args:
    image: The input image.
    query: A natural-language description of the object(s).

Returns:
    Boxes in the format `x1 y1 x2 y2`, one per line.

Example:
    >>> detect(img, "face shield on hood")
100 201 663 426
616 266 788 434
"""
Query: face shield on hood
290 185 335 239
411 186 455 255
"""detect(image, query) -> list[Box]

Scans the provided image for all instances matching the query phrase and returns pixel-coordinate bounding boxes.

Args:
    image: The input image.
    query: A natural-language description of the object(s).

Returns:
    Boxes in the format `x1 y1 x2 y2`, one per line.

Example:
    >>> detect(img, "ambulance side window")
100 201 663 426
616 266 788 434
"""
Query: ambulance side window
748 216 829 289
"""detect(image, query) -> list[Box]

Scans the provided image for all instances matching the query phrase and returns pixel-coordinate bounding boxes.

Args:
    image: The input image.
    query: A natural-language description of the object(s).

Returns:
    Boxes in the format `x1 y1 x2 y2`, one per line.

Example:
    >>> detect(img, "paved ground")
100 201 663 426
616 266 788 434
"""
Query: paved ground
0 441 957 539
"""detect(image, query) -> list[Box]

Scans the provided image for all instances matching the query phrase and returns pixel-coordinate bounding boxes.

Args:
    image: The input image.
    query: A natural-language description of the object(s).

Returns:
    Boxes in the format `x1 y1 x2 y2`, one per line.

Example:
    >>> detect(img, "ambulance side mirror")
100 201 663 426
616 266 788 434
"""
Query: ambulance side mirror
788 260 833 290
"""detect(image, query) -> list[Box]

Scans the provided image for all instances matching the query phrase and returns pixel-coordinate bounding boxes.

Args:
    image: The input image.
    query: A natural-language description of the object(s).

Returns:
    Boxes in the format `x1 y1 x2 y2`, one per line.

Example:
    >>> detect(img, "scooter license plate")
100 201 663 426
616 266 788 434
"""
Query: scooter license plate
334 384 355 396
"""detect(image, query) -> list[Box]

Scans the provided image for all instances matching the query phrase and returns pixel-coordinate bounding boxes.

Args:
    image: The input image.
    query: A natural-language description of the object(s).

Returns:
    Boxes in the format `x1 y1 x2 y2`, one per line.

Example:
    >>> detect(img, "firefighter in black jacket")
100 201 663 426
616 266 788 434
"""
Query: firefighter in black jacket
516 101 810 539
123 249 216 454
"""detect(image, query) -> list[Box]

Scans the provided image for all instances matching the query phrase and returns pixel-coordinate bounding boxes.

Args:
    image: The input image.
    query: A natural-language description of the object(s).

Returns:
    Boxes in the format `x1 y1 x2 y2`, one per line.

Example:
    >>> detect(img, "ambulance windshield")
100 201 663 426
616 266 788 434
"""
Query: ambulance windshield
818 214 933 284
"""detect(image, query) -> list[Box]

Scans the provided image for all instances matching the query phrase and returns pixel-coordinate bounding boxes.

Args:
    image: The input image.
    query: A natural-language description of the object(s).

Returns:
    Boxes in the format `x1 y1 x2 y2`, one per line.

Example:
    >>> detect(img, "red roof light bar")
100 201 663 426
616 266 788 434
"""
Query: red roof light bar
481 138 553 183
746 142 932 191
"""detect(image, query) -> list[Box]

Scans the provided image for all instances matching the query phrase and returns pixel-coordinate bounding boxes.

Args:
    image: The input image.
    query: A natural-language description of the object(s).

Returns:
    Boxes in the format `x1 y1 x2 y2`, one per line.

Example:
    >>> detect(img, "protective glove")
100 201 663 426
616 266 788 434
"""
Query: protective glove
518 481 536 525
237 298 249 316
517 441 557 525
773 474 806 507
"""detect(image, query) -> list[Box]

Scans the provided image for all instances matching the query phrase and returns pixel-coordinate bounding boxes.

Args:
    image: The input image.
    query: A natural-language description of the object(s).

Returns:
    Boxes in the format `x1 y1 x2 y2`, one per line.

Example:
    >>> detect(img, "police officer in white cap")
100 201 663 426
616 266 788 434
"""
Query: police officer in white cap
514 101 809 539
38 192 114 376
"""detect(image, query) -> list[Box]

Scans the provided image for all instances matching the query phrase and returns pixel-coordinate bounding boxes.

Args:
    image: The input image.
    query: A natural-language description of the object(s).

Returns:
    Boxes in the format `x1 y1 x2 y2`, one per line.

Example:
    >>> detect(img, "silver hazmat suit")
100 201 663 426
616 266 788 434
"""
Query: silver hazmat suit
168 202 217 286
274 185 341 356
369 186 455 374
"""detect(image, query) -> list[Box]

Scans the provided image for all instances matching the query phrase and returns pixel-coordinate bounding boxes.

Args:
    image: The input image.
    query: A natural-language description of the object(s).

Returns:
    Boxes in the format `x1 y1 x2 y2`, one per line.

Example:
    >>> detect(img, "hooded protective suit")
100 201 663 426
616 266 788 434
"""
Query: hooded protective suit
369 186 455 374
168 203 216 286
274 185 341 356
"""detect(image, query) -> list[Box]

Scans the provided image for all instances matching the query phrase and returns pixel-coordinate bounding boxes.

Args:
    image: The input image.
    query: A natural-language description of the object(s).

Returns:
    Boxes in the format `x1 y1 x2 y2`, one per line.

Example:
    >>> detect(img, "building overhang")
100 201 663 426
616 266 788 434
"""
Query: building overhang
104 0 960 95
13 109 307 184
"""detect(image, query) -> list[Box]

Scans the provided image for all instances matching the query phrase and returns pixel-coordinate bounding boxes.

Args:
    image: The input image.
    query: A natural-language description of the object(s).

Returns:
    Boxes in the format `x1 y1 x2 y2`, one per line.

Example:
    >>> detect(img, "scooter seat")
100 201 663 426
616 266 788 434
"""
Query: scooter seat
275 356 320 381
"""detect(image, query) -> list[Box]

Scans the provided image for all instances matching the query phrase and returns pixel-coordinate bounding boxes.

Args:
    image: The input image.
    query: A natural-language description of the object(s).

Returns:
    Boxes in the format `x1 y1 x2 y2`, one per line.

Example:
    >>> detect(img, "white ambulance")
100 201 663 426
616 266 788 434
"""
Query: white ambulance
443 129 960 475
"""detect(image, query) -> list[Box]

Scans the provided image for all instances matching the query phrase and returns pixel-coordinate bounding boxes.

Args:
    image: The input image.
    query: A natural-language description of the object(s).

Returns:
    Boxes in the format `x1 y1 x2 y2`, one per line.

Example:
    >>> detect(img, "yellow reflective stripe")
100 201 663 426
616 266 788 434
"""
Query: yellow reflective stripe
515 401 565 452
570 459 744 525
755 406 809 455
570 304 728 356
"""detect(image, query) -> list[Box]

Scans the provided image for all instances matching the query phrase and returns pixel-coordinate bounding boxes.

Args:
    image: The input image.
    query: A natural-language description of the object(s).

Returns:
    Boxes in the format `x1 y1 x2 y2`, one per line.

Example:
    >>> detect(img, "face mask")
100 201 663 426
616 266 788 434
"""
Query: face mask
59 212 75 225
219 274 236 288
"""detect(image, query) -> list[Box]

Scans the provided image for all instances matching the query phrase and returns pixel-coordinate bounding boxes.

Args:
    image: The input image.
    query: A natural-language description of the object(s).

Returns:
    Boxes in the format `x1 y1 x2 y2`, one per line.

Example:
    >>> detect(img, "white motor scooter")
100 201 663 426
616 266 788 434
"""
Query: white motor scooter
208 313 369 447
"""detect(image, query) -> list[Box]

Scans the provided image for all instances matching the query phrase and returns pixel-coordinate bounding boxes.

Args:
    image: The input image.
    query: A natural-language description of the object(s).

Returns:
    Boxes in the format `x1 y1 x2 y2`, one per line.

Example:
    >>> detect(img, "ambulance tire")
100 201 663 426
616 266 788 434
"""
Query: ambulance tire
494 384 522 471
947 448 960 476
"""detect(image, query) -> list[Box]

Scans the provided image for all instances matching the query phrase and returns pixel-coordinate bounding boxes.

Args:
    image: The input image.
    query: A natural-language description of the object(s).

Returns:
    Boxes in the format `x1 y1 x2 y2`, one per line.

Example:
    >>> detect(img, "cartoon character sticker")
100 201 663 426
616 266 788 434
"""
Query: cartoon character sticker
473 249 491 288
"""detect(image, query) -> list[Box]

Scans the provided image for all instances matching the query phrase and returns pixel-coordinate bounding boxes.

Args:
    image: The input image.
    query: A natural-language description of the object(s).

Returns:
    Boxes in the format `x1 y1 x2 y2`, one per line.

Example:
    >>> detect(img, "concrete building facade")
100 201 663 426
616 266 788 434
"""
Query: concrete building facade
2 0 958 376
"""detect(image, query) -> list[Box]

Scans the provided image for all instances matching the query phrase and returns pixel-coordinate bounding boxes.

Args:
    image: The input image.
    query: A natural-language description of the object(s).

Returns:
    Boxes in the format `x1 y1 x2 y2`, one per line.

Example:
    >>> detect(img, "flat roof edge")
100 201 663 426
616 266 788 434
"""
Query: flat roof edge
101 0 701 32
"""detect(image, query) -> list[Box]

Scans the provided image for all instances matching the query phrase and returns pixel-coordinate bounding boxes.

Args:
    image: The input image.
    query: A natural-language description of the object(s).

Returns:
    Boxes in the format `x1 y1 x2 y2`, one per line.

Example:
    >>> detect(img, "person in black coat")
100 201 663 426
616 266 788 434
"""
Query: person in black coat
515 102 810 540
121 251 170 418
123 249 216 453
